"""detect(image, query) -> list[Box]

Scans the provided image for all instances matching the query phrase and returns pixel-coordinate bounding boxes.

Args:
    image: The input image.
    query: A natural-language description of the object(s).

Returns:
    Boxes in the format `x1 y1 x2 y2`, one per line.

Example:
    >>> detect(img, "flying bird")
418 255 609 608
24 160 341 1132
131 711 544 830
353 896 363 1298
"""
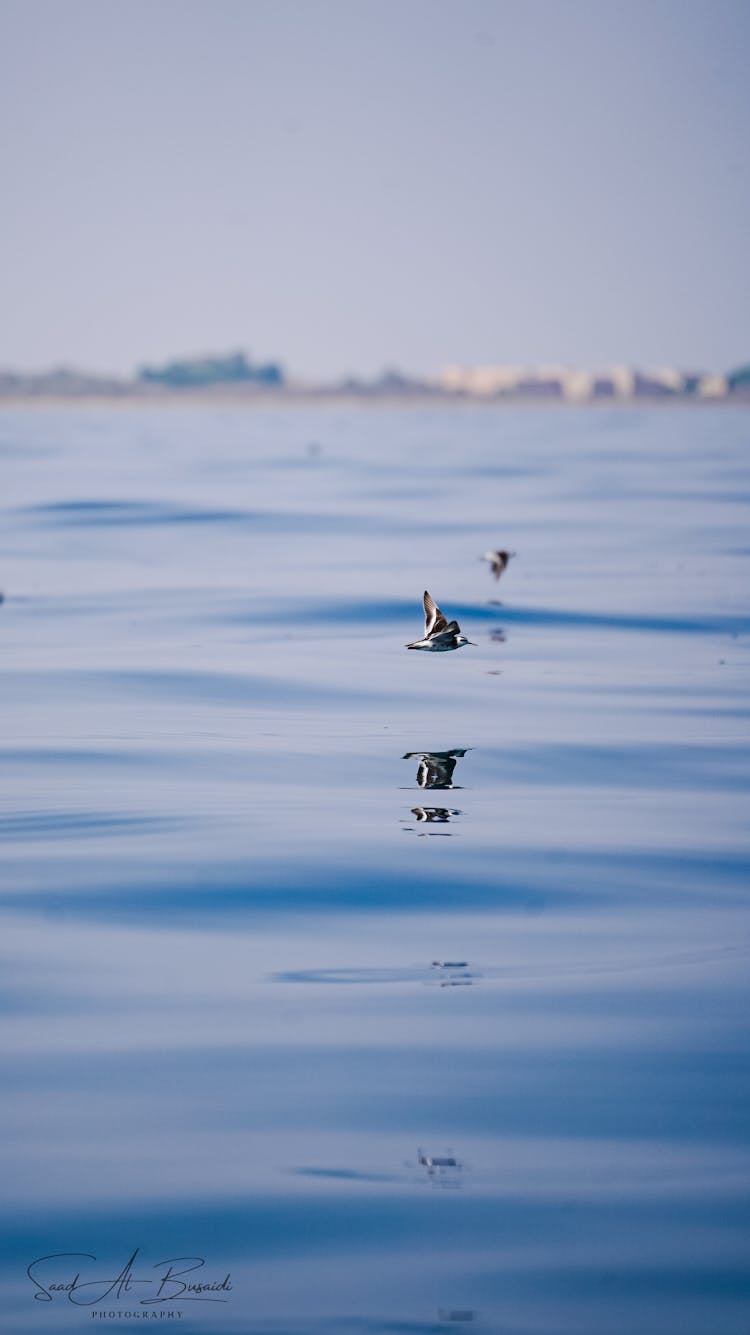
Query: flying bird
406 591 475 652
480 549 515 581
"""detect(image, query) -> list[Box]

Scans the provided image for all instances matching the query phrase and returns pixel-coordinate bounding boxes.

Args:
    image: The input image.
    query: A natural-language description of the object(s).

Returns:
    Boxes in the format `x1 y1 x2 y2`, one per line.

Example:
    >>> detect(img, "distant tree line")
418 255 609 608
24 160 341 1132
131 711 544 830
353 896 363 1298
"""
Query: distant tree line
138 351 283 388
728 364 750 391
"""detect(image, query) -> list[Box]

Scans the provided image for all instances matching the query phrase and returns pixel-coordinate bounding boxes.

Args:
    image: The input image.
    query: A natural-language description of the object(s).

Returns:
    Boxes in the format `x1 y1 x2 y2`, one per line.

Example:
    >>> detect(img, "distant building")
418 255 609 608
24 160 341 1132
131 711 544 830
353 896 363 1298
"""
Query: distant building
560 370 594 402
436 365 523 395
632 369 684 397
515 375 563 399
609 366 635 399
590 377 617 399
433 361 734 403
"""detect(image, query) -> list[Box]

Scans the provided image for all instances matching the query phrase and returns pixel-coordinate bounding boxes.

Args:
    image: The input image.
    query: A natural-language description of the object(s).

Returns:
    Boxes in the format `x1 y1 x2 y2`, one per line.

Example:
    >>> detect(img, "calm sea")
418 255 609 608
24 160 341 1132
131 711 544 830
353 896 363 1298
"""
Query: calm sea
1 403 749 1334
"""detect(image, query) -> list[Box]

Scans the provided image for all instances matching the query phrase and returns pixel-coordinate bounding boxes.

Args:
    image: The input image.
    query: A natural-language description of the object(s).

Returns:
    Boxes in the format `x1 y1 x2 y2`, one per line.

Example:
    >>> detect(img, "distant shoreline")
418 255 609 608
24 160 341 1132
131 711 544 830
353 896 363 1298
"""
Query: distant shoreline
1 391 748 410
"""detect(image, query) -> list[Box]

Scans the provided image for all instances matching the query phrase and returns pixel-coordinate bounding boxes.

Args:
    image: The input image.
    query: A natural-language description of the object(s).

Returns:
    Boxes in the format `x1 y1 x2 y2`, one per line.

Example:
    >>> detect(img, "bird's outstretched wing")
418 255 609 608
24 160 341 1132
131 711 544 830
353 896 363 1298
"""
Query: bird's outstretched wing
423 590 449 637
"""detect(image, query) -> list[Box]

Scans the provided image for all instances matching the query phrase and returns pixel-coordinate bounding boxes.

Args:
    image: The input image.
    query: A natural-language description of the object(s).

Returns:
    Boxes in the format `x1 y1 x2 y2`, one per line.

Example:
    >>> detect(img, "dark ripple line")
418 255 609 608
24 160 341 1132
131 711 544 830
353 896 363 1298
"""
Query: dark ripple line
17 498 253 525
221 595 750 638
0 747 169 769
0 666 402 708
469 741 750 792
12 498 403 536
2 846 747 921
0 812 175 840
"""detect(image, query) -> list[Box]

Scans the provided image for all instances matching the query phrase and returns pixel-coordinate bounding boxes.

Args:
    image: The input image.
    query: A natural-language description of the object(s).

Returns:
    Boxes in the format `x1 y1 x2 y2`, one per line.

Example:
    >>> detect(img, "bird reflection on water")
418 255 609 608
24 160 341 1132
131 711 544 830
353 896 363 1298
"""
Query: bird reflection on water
402 751 469 833
418 1148 463 1189
402 805 461 835
402 748 470 789
411 806 460 823
431 959 475 988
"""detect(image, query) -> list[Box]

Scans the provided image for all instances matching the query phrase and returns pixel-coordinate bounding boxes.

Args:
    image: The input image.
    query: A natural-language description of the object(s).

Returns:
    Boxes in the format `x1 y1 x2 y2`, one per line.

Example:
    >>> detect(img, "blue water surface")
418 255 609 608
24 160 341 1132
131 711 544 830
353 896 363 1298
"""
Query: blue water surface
0 403 749 1335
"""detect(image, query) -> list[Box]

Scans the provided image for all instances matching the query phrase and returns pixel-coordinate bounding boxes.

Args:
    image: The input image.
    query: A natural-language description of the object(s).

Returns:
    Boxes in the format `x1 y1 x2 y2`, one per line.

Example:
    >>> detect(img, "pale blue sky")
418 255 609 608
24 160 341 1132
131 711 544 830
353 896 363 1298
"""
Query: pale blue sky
1 0 748 379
